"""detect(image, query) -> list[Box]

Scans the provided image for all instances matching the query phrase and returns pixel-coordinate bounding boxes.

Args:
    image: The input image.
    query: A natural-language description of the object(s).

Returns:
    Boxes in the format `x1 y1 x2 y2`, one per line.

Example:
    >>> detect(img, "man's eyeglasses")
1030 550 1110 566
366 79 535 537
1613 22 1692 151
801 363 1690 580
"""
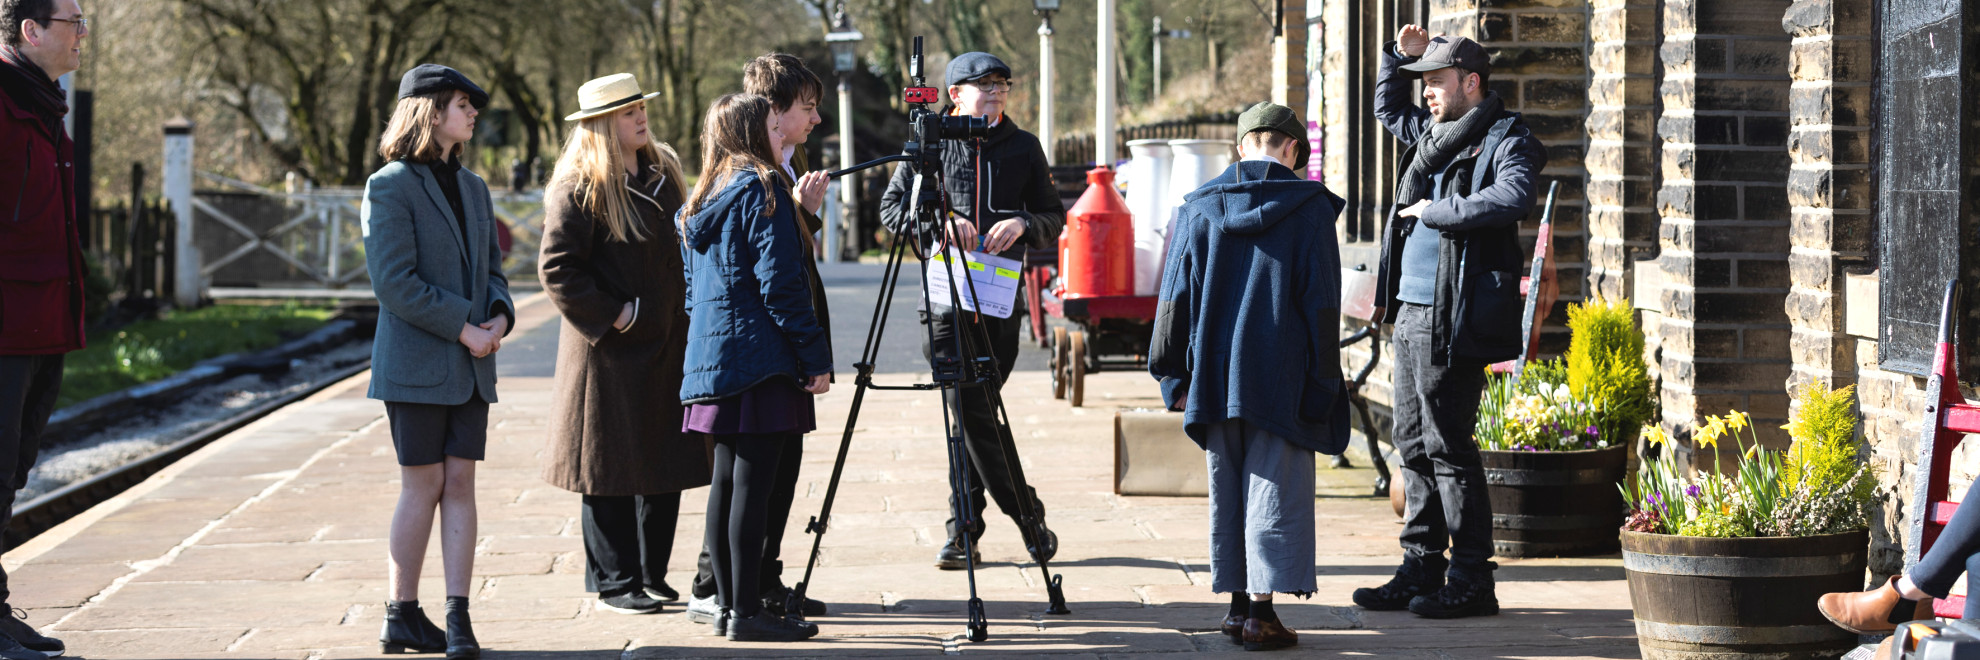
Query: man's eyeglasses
39 16 88 31
966 80 1012 93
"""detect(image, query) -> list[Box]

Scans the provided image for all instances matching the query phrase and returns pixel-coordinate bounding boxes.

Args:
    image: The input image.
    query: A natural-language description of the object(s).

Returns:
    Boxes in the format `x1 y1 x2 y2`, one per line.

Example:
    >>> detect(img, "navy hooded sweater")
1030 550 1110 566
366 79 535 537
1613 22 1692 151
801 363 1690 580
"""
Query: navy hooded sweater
1148 160 1353 455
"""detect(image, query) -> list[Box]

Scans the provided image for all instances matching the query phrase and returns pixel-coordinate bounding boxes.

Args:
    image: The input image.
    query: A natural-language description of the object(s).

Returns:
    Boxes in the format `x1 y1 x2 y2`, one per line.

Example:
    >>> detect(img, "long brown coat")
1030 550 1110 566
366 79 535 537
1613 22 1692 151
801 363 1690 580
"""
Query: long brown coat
538 160 709 495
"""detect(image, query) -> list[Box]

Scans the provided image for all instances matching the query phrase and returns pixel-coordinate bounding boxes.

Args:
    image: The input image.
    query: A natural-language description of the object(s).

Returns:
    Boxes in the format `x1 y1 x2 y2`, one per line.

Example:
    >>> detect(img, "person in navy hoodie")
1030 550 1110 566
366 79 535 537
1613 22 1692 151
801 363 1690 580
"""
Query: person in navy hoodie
1149 101 1351 652
675 93 831 643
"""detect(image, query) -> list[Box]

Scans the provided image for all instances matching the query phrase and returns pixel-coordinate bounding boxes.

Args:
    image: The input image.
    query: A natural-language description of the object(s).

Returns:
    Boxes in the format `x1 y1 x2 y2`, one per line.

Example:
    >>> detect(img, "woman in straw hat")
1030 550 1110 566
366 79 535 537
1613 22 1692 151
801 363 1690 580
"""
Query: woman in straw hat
677 93 831 642
537 73 704 616
363 63 513 659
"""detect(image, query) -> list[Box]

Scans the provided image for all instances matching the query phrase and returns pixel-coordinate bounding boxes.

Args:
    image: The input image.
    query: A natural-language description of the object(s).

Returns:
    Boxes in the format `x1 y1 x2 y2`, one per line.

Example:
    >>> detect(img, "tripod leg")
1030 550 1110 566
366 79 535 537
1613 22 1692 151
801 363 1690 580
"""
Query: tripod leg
1357 397 1390 497
953 312 1071 616
942 381 992 643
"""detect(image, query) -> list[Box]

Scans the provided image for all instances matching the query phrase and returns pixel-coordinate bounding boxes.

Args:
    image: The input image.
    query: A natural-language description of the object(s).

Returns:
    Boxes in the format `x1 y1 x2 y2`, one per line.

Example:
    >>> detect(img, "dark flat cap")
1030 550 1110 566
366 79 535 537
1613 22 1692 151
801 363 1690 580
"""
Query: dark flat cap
1400 36 1491 76
399 64 489 109
1237 101 1309 171
946 52 1012 87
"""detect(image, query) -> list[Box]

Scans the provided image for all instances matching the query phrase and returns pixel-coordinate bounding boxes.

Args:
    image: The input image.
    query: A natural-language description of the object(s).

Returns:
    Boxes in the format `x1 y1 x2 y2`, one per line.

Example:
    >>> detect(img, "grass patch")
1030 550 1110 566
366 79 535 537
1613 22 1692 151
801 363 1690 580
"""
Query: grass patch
59 303 338 408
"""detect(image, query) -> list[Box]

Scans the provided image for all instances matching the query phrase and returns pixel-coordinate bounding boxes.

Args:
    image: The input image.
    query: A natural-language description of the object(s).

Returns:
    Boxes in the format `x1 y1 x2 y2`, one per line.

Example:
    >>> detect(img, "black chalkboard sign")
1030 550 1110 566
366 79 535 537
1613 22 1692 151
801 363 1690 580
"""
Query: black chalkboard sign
1876 0 1974 376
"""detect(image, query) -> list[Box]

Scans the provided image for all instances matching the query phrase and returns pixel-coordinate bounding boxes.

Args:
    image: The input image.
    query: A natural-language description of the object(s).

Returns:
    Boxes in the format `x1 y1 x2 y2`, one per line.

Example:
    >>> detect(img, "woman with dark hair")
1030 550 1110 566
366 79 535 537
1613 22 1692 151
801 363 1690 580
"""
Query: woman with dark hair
537 72 705 615
676 93 832 643
362 64 512 659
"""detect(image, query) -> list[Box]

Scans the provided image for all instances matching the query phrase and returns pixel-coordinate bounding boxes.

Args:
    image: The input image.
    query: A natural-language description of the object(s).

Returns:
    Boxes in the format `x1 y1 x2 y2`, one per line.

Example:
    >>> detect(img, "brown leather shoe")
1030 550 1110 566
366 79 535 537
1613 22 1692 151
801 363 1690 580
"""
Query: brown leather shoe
1242 615 1297 651
1220 614 1246 644
1818 576 1934 634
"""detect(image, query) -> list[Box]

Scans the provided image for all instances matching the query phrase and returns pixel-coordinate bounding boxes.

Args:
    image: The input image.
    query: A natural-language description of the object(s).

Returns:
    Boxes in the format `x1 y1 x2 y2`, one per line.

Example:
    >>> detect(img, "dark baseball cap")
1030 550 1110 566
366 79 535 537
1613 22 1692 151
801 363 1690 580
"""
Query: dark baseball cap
1400 36 1491 76
398 64 490 109
946 52 1012 86
1236 101 1309 171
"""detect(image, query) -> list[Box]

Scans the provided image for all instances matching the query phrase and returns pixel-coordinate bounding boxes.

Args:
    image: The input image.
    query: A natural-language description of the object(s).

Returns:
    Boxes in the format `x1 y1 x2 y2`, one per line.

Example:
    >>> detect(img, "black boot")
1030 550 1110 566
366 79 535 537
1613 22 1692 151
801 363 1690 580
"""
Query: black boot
726 610 818 642
444 596 480 659
1407 568 1499 619
380 600 446 653
1351 560 1446 611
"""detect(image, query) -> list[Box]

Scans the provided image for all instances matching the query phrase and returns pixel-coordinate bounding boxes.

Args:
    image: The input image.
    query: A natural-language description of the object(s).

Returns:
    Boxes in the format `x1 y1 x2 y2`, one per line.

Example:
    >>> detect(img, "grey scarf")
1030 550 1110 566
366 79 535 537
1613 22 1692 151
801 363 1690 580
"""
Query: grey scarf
1395 92 1504 233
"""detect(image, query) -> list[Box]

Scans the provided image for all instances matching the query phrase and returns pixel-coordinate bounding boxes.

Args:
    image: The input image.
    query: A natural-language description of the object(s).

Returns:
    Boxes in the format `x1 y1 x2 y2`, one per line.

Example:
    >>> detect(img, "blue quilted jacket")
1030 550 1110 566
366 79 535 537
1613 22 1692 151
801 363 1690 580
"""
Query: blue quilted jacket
677 169 832 403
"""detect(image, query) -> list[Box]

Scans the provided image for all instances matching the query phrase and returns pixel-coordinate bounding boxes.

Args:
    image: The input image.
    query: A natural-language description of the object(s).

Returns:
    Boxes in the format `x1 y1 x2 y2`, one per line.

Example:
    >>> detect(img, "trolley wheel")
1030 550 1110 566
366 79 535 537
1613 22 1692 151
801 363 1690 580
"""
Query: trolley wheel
1069 330 1088 407
1051 327 1069 400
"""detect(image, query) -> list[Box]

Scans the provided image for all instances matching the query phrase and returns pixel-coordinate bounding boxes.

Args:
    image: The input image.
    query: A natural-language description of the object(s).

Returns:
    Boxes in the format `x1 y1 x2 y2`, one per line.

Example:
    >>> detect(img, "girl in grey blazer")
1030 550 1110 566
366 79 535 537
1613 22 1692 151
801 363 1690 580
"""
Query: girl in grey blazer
361 64 512 660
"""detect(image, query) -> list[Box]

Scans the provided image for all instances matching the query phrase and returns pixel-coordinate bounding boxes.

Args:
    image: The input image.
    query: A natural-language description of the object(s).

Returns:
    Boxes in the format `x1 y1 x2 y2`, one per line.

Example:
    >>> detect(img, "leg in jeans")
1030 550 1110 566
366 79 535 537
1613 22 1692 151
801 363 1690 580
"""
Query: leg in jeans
1910 488 1980 598
1205 420 1250 595
1239 423 1316 596
706 442 738 611
1391 306 1450 576
581 495 641 594
1394 304 1493 580
0 354 60 606
722 434 785 618
638 492 681 594
927 311 1042 541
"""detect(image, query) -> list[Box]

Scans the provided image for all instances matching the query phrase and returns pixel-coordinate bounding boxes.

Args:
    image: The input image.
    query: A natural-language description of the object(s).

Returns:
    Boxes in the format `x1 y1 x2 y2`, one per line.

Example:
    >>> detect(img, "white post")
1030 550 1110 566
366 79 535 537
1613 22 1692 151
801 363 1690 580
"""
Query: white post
1038 15 1056 165
832 77 855 263
1152 16 1163 100
1096 0 1116 167
164 118 201 308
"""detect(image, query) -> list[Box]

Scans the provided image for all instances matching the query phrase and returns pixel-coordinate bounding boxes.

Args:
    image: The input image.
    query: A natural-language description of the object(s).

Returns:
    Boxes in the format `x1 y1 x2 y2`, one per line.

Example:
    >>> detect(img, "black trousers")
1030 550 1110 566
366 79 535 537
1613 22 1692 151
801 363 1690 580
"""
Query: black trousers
705 433 789 618
921 308 1044 543
1911 485 1980 619
580 492 681 595
1391 303 1495 580
690 436 801 600
0 354 63 606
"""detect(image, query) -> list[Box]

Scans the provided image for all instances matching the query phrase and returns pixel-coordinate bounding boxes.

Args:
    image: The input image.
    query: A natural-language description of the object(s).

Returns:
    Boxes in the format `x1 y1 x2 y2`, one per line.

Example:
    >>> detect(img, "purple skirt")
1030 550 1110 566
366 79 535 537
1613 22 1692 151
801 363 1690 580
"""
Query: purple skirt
682 377 817 435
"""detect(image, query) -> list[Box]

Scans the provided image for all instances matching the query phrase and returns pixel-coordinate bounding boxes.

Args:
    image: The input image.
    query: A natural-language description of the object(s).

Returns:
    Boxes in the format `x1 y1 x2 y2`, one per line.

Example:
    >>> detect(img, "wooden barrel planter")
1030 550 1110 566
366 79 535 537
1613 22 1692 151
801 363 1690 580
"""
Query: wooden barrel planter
1482 445 1627 557
1621 529 1867 660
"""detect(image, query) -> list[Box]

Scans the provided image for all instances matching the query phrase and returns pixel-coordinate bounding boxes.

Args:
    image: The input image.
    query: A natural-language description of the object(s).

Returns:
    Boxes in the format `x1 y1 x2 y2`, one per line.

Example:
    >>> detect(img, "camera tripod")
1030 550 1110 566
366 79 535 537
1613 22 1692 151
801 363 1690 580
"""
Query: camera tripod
779 38 1070 644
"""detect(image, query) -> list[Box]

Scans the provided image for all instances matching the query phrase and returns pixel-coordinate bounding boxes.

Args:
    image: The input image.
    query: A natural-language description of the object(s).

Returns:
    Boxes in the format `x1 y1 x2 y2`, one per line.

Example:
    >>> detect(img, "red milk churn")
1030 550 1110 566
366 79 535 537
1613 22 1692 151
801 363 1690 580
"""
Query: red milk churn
1058 166 1135 298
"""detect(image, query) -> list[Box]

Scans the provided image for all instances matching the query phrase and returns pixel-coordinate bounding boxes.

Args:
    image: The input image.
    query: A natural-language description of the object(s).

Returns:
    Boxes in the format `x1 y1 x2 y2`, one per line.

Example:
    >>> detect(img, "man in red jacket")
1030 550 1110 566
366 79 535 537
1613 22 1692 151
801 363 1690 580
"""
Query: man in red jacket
0 0 85 657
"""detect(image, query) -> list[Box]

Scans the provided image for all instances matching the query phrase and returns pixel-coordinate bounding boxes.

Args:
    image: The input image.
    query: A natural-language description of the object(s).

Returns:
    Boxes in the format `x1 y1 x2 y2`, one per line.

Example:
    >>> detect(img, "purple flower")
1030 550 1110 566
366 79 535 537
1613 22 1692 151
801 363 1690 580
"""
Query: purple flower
1685 484 1702 498
1586 426 1600 437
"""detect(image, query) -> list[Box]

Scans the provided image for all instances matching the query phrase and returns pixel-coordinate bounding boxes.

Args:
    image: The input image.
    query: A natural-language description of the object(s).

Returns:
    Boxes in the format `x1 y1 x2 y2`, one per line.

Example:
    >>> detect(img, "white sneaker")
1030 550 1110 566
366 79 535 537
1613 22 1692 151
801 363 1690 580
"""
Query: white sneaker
684 593 720 625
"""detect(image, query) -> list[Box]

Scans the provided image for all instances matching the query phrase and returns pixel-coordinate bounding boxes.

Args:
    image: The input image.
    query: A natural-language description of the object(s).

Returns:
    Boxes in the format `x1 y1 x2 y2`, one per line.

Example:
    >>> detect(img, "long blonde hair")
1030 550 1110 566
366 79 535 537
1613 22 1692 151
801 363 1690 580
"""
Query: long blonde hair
378 91 464 163
548 109 687 243
679 94 783 231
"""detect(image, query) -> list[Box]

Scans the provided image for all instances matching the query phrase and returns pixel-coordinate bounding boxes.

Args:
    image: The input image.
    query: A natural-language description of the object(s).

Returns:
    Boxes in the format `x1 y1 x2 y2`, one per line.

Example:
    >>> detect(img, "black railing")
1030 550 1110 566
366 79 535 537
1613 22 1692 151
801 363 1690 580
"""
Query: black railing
1053 113 1242 167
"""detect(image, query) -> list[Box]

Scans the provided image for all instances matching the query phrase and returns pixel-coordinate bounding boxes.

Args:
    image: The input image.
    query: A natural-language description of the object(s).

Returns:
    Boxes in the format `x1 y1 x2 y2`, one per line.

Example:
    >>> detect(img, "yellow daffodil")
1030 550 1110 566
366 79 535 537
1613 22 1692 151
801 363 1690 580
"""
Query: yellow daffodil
1727 410 1751 433
1642 424 1668 447
1696 416 1727 450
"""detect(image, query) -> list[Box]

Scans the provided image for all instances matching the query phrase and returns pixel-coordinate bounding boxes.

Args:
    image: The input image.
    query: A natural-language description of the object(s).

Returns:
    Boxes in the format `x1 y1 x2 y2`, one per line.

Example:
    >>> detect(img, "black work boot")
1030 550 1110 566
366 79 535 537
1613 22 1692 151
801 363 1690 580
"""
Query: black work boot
1408 568 1500 619
1351 561 1446 611
444 596 480 659
934 537 982 570
379 600 446 653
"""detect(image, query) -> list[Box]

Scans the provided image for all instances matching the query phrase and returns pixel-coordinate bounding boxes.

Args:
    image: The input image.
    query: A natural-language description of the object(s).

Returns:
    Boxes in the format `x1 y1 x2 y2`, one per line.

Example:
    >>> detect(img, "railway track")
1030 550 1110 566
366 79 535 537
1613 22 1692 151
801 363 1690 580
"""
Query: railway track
4 360 372 547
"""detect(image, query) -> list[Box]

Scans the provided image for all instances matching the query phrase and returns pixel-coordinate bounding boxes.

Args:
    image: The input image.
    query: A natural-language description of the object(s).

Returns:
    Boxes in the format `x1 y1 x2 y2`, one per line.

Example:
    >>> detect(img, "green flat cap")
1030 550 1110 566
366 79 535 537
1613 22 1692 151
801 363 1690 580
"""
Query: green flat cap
1236 101 1309 171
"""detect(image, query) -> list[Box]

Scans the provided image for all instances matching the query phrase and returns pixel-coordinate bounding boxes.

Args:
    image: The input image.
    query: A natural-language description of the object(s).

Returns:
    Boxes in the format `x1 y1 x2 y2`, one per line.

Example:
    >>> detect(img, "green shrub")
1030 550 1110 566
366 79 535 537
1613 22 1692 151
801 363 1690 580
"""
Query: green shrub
1566 298 1654 442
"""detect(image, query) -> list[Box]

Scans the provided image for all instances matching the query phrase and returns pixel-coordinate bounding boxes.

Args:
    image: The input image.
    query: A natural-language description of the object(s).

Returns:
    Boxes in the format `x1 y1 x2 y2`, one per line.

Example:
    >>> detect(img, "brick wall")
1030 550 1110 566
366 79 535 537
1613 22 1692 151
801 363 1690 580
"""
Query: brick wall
1654 0 1797 455
1585 0 1658 302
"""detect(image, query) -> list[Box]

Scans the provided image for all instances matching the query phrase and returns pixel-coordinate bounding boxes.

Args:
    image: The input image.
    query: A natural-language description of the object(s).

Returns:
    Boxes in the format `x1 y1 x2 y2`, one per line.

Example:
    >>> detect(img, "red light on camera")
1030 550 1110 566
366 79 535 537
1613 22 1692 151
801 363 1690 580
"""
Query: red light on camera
904 87 941 104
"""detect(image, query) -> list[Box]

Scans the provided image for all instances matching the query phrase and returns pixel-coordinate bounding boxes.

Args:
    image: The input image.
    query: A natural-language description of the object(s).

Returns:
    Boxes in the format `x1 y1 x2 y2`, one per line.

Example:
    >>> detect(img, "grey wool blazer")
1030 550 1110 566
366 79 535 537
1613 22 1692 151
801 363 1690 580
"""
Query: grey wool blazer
361 159 515 405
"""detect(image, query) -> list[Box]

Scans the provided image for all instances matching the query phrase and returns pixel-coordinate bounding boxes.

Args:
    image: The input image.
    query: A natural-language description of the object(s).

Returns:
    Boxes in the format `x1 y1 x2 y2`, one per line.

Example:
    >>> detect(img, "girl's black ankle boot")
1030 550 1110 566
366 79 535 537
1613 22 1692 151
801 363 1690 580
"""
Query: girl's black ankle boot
444 596 479 659
380 600 446 653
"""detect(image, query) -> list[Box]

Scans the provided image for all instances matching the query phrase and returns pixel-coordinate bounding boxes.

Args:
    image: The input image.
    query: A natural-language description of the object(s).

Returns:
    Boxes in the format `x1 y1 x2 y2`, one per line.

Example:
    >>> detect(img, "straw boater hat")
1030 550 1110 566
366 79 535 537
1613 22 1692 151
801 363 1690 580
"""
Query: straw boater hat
564 73 662 121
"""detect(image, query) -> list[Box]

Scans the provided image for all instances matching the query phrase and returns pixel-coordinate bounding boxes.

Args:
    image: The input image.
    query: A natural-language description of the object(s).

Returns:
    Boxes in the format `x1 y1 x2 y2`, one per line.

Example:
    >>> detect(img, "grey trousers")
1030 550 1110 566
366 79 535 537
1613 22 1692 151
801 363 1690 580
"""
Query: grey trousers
1206 418 1317 595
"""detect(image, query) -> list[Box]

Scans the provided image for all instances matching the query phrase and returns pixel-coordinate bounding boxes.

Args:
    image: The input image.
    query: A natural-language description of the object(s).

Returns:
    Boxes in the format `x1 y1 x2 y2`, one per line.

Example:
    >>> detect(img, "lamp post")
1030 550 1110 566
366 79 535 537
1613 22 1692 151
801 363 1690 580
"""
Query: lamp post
1096 0 1115 167
1035 0 1059 165
825 7 863 263
1151 16 1191 100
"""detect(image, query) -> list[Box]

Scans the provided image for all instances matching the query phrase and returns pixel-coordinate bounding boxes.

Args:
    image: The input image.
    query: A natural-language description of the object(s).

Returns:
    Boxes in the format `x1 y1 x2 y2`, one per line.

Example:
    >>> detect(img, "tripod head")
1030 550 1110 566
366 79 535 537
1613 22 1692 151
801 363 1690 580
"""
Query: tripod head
829 36 987 246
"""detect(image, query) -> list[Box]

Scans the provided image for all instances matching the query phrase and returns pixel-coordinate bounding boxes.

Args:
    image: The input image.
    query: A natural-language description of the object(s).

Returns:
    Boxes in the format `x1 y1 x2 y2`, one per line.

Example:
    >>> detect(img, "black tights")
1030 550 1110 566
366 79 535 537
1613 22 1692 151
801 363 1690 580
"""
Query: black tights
705 433 789 618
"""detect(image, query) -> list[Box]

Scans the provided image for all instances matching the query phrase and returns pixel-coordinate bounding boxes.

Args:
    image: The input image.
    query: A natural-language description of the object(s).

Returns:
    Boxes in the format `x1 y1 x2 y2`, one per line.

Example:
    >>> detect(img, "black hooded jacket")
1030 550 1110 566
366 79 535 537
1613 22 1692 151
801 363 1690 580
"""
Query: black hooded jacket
879 110 1064 261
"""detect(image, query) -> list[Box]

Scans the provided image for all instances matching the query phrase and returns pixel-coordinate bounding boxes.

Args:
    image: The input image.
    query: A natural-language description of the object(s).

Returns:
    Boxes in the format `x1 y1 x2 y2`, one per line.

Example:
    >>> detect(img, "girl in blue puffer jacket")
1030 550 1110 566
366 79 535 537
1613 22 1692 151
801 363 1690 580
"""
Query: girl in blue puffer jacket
674 93 832 643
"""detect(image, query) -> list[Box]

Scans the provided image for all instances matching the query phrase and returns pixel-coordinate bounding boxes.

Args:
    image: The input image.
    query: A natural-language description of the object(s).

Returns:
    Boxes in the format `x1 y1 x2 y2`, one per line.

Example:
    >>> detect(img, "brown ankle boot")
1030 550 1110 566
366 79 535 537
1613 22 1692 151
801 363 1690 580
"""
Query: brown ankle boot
1818 576 1934 634
1242 615 1298 651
